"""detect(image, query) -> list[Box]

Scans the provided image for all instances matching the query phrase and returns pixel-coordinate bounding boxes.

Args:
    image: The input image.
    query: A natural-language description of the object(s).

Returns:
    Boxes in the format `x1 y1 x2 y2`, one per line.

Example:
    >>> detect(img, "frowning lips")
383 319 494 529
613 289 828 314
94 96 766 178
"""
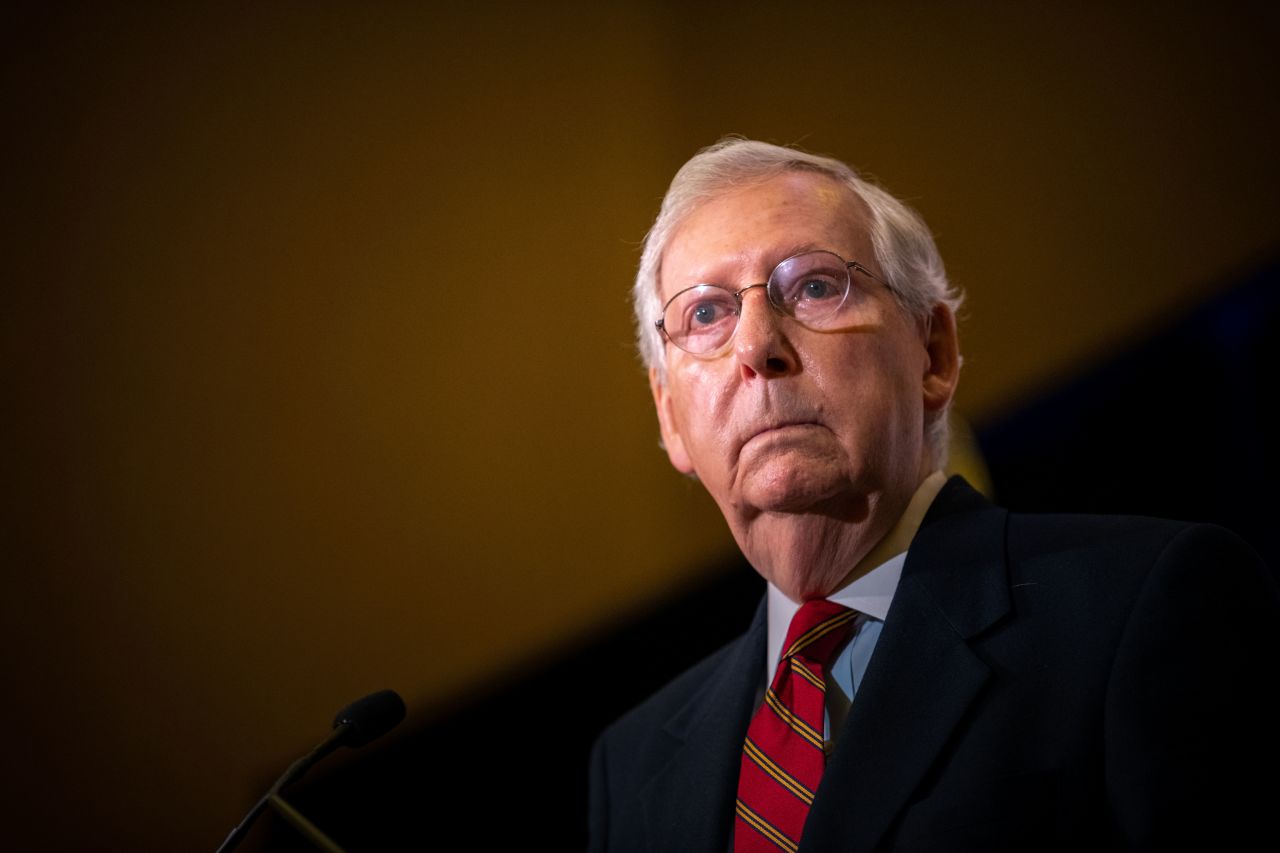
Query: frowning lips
740 418 824 447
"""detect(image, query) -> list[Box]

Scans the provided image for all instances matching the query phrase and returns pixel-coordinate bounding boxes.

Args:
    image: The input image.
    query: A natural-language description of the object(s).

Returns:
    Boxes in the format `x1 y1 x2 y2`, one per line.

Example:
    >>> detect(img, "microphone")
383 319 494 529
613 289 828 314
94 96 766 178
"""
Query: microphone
216 689 407 852
333 688 406 747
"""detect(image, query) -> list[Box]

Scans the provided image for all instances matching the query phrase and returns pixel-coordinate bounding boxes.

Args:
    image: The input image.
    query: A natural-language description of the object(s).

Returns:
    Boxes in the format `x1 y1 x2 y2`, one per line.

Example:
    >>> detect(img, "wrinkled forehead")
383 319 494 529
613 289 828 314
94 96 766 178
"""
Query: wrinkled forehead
658 171 874 299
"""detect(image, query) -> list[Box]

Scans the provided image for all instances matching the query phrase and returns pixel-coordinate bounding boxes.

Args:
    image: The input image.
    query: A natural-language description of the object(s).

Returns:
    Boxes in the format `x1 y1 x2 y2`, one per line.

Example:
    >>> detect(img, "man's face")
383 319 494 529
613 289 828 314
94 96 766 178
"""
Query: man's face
650 171 957 540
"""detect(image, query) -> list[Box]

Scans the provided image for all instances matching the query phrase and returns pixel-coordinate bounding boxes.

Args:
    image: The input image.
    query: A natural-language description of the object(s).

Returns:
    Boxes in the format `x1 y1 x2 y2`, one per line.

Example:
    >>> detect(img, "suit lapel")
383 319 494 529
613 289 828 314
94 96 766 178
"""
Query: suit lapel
804 477 1011 852
638 600 767 853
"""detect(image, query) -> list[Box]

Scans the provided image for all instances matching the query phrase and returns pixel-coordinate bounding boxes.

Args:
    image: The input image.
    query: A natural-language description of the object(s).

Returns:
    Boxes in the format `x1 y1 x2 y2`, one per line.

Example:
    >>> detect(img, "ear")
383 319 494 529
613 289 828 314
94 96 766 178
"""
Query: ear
648 367 695 475
921 303 961 412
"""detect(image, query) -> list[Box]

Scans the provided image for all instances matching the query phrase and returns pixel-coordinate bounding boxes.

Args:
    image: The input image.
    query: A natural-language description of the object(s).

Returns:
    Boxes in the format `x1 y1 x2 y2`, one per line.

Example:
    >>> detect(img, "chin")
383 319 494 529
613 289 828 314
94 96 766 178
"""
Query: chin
744 473 862 517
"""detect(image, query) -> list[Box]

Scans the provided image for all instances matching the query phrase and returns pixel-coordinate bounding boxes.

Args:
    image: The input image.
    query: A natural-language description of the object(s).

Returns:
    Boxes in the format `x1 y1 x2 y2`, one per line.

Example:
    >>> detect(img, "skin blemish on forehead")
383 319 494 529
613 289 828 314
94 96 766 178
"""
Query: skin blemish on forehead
807 178 848 208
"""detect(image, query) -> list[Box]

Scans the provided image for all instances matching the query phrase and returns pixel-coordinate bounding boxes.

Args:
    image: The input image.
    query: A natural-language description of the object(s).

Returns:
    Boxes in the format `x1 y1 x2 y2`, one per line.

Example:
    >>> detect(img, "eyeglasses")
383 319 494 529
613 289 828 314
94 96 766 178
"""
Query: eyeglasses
655 250 891 355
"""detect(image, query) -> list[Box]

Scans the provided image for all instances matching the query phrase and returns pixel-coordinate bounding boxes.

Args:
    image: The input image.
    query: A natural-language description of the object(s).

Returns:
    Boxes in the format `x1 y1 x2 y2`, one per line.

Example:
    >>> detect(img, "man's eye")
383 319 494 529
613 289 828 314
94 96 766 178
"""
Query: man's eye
691 302 725 326
800 277 839 300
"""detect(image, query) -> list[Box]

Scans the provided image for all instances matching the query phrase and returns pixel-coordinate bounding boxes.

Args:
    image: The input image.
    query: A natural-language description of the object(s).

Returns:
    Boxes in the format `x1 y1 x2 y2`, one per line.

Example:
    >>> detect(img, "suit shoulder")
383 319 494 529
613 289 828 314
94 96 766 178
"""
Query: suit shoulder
1005 509 1264 569
1008 509 1186 556
1004 511 1274 611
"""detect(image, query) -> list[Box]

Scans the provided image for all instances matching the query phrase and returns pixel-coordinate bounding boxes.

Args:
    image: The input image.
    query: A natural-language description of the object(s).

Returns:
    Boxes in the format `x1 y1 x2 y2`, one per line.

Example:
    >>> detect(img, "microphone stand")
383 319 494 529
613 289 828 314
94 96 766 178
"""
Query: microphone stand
269 792 346 853
216 689 404 852
216 726 348 853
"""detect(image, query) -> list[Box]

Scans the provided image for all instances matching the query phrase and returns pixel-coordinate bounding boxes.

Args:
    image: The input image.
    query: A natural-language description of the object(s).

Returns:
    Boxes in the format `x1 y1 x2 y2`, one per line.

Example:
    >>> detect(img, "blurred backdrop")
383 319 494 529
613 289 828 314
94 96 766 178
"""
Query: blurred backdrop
3 2 1278 850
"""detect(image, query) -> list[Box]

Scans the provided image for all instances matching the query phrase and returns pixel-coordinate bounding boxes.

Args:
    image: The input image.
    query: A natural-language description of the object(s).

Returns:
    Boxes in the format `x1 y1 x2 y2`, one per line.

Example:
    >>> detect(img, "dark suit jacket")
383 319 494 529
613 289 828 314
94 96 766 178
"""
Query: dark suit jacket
588 477 1280 851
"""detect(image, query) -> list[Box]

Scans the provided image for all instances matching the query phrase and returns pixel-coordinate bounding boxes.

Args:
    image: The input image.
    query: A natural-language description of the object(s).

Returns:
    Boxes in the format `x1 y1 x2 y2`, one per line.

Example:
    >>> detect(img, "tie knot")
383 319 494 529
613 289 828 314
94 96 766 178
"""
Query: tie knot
781 600 857 665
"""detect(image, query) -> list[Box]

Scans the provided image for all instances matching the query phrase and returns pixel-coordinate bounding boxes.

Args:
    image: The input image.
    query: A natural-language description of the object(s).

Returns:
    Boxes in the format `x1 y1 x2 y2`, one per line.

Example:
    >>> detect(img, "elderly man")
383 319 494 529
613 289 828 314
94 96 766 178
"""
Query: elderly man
588 138 1280 852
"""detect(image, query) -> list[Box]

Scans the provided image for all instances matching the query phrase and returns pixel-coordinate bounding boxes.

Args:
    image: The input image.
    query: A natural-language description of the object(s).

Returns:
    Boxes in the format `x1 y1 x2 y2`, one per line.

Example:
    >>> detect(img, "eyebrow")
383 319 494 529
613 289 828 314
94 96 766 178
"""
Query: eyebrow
692 243 833 287
776 242 826 260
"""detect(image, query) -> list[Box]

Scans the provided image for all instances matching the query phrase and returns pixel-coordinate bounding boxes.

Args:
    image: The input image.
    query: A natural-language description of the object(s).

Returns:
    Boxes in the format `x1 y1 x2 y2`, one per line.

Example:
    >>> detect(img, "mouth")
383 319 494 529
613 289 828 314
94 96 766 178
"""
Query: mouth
733 419 825 467
746 420 822 443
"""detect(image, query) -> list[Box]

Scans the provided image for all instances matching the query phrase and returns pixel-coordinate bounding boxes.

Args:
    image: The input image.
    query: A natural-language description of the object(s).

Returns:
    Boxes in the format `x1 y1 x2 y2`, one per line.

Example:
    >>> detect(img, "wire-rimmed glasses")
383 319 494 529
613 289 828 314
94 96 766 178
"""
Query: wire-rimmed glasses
655 250 890 355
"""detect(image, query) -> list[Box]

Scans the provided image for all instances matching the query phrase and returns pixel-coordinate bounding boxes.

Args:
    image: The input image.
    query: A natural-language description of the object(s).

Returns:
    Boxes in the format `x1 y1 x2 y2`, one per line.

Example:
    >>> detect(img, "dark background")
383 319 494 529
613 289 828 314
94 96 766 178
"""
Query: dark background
3 2 1278 849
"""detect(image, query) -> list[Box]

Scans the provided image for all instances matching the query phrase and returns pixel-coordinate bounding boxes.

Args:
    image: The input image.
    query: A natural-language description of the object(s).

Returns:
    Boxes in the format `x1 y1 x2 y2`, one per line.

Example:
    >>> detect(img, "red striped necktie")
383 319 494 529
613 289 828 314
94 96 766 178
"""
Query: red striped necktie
734 600 858 853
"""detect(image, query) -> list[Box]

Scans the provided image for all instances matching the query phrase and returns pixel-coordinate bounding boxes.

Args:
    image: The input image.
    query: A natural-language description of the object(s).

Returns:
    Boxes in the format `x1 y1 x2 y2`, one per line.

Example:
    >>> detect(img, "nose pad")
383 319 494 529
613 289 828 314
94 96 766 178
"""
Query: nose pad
734 286 794 378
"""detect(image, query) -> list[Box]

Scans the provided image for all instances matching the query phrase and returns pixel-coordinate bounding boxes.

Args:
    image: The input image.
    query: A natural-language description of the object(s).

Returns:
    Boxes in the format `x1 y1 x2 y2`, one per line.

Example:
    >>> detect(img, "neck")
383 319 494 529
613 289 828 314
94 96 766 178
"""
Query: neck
740 470 947 602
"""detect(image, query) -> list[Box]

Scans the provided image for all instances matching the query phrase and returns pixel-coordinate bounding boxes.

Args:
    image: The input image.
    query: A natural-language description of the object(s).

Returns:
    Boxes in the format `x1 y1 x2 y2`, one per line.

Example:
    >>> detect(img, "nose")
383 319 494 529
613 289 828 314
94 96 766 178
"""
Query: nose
734 285 797 380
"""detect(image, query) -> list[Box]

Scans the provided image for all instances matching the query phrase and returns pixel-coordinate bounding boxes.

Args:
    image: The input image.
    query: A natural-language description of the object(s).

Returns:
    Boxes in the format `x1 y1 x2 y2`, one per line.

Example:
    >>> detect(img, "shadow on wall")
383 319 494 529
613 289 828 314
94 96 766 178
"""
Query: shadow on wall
251 256 1277 851
977 256 1278 571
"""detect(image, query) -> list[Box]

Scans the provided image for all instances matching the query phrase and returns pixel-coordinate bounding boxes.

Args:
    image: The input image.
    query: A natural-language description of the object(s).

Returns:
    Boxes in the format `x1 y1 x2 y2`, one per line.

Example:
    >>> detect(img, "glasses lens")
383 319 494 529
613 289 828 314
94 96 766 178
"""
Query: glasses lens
768 252 851 328
663 285 739 353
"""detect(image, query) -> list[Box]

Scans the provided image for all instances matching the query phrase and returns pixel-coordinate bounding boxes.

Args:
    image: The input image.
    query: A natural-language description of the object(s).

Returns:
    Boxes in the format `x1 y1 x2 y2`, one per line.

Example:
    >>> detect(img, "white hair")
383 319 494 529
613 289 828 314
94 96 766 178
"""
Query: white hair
632 136 963 467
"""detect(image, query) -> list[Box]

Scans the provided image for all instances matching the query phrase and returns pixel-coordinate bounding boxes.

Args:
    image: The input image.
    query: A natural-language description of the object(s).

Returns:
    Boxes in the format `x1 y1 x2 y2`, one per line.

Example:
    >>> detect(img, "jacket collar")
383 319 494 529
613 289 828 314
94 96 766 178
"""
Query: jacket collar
804 475 1011 851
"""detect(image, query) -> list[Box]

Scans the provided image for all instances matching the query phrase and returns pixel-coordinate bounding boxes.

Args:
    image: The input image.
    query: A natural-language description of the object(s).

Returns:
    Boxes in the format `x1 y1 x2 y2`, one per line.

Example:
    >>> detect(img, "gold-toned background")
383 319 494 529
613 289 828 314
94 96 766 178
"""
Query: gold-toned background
4 3 1277 849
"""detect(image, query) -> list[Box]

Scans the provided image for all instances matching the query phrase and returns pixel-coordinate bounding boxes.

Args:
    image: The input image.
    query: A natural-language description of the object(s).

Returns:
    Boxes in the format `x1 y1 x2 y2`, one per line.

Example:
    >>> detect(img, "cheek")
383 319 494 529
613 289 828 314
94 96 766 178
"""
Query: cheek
670 364 732 428
665 368 740 483
820 343 925 441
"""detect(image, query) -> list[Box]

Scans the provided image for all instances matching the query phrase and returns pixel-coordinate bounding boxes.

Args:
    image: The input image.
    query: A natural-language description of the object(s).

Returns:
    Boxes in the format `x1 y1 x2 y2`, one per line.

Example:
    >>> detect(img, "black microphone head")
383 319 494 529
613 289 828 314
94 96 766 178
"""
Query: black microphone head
332 689 406 747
